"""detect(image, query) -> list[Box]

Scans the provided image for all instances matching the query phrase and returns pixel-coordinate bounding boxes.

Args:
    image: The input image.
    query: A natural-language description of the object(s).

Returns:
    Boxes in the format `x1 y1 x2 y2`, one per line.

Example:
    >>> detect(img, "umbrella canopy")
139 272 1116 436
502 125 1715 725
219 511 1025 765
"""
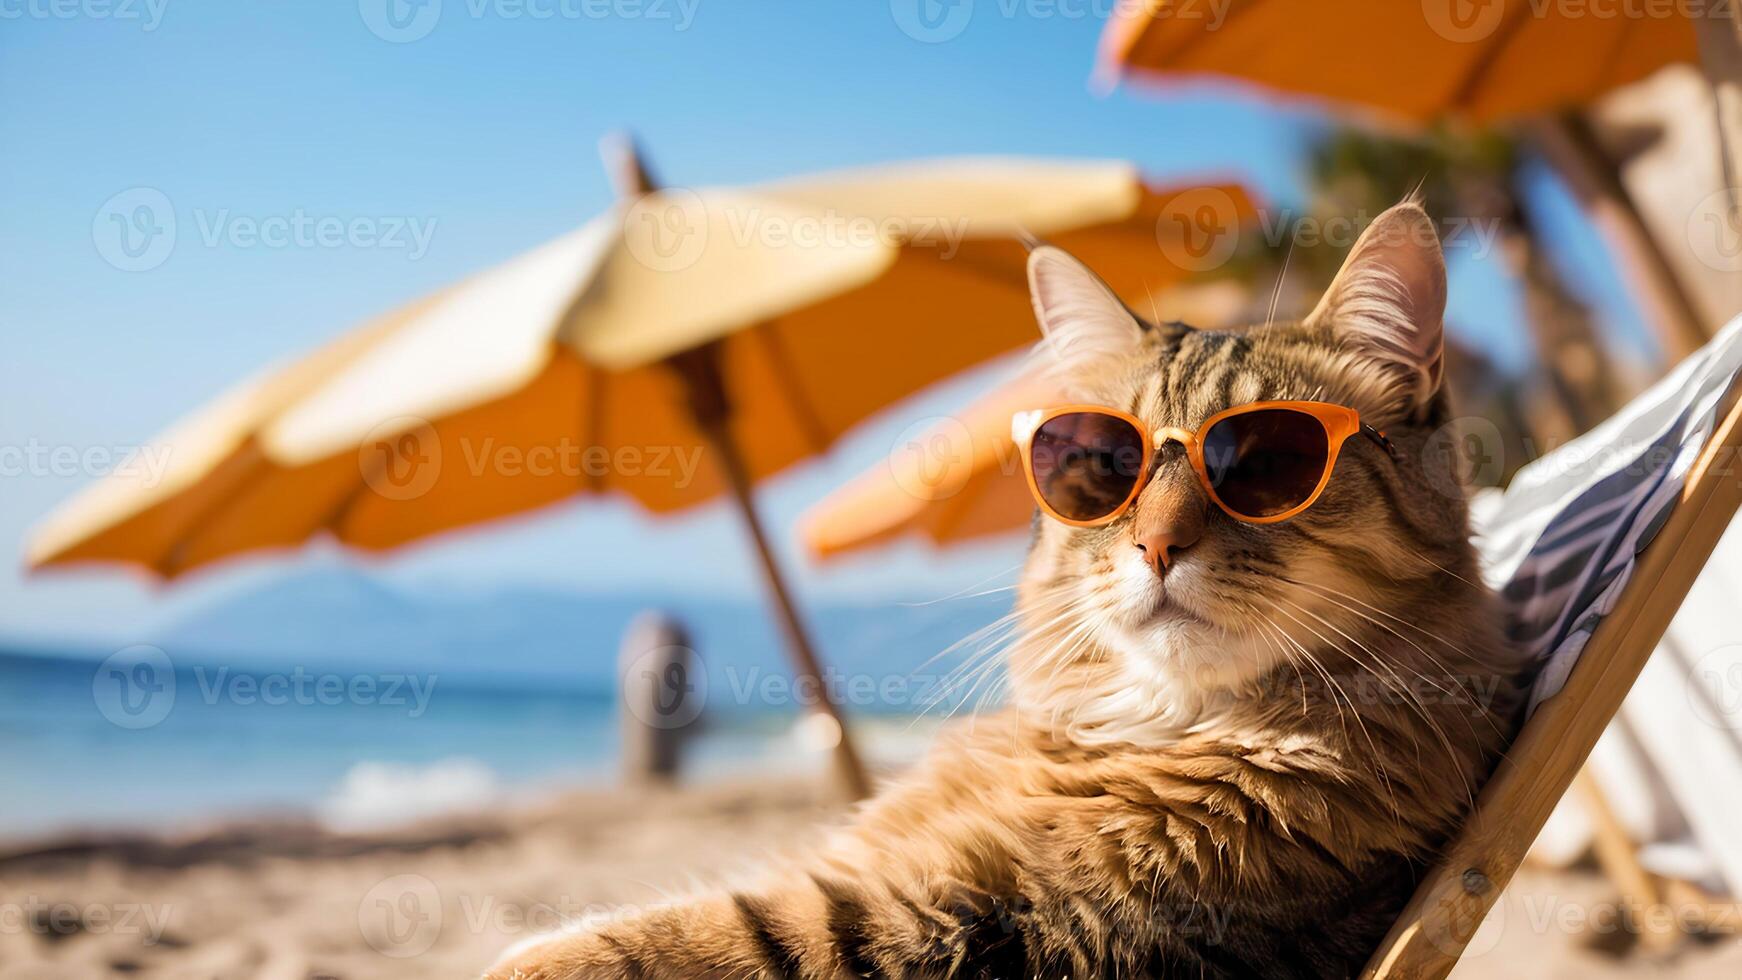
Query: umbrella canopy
29 162 1251 574
800 370 1054 562
29 150 1257 799
796 273 1255 562
1101 0 1697 125
1101 0 1720 365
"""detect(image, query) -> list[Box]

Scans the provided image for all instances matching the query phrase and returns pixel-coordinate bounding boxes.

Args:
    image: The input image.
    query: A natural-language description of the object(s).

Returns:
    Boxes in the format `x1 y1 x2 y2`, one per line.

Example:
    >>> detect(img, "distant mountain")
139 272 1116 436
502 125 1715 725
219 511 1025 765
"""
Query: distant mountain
145 565 642 689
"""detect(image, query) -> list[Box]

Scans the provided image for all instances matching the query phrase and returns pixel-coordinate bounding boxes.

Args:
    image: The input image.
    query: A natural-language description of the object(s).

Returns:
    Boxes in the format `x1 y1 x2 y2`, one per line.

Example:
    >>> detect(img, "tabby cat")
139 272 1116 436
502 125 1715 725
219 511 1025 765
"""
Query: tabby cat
488 202 1525 979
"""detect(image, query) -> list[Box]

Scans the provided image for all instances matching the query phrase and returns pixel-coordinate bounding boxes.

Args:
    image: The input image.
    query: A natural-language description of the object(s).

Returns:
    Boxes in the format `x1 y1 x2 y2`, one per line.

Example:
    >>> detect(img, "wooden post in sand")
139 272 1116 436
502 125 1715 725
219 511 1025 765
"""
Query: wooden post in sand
618 612 700 784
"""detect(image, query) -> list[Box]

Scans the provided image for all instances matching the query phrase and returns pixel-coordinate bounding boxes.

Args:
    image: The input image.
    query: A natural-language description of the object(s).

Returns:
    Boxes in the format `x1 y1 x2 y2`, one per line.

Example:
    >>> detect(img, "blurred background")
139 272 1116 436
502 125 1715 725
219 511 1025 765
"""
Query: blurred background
5 2 1742 978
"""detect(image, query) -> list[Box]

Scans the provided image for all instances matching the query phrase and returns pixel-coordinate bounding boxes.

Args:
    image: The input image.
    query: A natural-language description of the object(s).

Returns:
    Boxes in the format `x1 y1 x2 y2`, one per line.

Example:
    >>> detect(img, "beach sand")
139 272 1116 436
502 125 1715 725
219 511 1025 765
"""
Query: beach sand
3 776 1738 978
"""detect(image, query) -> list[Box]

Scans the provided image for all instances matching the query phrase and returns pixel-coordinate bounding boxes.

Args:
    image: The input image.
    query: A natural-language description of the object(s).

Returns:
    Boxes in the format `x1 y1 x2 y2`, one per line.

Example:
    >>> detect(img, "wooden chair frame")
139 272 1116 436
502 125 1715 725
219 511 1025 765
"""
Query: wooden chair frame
1361 378 1742 978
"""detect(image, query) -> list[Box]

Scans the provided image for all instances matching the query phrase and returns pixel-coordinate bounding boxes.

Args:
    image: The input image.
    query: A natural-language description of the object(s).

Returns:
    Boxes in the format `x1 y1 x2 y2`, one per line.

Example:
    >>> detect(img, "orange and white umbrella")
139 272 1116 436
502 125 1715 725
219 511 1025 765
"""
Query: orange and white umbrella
29 140 1255 796
799 274 1255 564
800 370 1053 562
1101 0 1697 125
29 158 1255 573
1100 0 1741 362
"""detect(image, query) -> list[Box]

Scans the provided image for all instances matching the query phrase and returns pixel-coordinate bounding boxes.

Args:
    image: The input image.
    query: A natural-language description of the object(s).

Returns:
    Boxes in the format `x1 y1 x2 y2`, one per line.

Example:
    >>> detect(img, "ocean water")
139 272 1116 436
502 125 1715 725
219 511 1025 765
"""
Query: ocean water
0 584 1012 842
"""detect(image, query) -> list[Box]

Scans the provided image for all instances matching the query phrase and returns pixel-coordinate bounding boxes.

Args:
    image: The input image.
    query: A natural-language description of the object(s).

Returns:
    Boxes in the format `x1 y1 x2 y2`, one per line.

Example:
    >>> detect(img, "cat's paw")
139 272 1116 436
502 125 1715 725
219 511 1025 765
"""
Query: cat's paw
483 926 628 980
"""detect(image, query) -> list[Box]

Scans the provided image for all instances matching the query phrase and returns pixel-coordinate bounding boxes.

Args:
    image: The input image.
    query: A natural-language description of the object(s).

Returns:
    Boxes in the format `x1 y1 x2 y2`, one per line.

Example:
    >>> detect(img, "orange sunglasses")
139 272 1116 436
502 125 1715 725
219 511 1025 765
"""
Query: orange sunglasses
1013 400 1395 527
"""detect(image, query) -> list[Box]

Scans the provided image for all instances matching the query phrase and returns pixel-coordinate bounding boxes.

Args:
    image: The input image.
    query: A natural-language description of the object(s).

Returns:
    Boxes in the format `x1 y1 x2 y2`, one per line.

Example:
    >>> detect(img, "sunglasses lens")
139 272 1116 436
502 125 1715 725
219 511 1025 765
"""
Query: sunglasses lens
1201 409 1331 519
1029 412 1148 523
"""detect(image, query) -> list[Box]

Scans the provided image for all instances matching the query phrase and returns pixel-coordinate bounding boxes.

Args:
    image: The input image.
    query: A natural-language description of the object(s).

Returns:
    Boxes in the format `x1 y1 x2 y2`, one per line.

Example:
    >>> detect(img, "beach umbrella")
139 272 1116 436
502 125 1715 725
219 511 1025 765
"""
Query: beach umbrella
27 139 1253 798
1100 0 1738 361
800 370 1052 563
1102 1 1699 124
798 205 1258 563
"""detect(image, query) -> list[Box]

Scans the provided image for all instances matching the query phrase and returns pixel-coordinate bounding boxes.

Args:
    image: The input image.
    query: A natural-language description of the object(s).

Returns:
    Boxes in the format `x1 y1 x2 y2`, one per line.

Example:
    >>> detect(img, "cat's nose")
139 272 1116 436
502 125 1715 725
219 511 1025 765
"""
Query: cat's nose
1131 497 1205 576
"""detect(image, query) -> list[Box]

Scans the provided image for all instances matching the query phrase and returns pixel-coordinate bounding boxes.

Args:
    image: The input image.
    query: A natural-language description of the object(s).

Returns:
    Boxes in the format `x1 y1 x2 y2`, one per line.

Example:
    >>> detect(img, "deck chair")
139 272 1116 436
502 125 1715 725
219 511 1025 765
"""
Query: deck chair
1362 314 1742 979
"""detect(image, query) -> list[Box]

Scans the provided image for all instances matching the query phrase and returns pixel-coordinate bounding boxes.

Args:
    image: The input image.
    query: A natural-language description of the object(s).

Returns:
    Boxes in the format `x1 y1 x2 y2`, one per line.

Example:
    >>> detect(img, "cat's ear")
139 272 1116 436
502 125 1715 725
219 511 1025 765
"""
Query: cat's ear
1027 245 1147 383
1306 202 1446 421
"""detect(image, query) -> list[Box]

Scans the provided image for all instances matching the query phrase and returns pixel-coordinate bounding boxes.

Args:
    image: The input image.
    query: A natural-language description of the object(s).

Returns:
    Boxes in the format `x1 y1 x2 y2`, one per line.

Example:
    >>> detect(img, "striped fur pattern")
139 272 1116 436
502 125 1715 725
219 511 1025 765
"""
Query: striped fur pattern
488 203 1525 979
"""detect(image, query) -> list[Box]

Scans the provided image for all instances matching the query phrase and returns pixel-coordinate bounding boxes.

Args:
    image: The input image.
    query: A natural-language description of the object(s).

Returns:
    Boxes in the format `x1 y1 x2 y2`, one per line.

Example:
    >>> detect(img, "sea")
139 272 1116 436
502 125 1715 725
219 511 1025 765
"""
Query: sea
0 573 1013 844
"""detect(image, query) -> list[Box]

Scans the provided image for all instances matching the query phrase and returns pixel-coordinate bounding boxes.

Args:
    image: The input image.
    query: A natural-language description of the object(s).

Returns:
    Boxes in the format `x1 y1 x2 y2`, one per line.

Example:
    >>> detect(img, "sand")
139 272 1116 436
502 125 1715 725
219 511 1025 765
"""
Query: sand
2 776 1738 978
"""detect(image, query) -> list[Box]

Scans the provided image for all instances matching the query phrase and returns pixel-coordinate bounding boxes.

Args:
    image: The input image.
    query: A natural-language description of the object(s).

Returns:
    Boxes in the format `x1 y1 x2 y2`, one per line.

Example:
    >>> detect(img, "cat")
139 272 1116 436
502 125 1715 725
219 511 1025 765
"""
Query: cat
487 201 1526 979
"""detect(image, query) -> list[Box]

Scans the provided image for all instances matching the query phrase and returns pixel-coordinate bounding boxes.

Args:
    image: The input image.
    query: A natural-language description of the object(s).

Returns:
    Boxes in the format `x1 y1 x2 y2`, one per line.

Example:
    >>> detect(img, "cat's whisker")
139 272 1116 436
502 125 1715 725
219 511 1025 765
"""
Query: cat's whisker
899 562 1028 607
1402 548 1483 591
1251 619 1311 715
1274 589 1461 706
913 656 1011 719
1031 608 1106 702
915 608 1024 677
1271 592 1477 810
1257 611 1354 742
912 596 1095 724
1266 237 1294 327
923 588 1102 715
1279 576 1474 657
938 638 1018 722
1281 578 1512 751
1264 601 1408 839
924 631 1017 707
916 585 1095 691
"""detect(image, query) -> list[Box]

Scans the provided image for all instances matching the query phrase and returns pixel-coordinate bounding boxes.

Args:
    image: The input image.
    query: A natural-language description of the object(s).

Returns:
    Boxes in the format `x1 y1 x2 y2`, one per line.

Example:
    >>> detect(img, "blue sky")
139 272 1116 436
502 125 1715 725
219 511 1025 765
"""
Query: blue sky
0 1 1650 646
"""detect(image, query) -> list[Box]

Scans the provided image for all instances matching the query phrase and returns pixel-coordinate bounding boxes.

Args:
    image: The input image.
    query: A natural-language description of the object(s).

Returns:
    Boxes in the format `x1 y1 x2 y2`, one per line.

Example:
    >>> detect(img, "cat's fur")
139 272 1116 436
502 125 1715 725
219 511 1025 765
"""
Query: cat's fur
488 202 1525 979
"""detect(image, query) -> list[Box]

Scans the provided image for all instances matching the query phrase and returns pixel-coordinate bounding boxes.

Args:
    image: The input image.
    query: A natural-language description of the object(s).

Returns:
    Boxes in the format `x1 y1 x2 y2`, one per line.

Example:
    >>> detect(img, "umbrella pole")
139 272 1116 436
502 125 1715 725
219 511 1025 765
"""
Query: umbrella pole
671 346 872 800
601 132 868 798
703 417 873 800
1695 3 1742 209
1527 113 1711 362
